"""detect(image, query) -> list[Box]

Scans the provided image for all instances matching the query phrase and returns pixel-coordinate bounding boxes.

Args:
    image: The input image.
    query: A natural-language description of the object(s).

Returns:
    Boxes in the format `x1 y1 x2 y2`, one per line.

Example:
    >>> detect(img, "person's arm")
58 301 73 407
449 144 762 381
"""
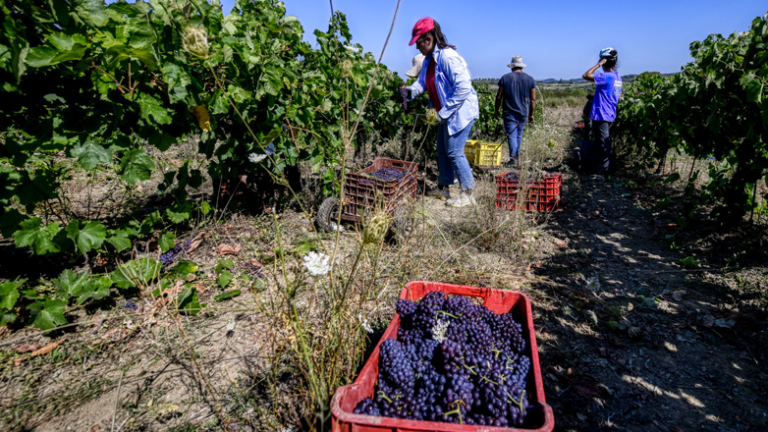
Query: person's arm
437 52 473 120
582 58 606 82
528 88 536 123
494 86 504 117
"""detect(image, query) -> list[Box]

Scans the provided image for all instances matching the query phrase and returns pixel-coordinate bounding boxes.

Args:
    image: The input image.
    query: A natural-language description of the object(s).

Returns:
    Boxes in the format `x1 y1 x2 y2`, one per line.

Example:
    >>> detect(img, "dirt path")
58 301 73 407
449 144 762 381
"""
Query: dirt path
533 174 768 431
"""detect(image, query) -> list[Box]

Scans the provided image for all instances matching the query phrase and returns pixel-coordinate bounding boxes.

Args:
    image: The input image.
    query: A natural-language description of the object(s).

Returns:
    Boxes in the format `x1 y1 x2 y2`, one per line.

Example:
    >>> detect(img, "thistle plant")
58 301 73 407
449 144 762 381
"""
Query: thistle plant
425 108 440 126
181 26 210 60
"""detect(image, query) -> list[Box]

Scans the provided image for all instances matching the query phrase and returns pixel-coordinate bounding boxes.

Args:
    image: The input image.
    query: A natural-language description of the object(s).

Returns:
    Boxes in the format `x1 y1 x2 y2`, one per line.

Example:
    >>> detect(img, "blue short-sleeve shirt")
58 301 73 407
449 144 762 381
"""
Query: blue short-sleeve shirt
590 71 623 122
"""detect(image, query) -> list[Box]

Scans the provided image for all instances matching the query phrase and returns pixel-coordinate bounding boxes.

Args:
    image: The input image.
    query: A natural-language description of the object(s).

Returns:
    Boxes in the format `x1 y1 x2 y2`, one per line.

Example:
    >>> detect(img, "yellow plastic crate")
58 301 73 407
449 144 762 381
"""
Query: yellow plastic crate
464 140 503 167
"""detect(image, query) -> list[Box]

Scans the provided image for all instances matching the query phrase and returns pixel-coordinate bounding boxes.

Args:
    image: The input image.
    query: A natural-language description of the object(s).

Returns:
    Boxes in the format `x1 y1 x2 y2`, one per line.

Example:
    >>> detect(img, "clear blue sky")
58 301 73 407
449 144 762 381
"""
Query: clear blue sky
219 0 766 80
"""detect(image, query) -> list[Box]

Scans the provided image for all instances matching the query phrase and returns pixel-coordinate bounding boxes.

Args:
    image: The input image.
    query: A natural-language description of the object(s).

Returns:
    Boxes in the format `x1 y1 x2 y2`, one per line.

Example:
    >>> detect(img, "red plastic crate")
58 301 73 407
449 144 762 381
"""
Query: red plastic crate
495 173 562 212
342 158 419 222
330 281 555 432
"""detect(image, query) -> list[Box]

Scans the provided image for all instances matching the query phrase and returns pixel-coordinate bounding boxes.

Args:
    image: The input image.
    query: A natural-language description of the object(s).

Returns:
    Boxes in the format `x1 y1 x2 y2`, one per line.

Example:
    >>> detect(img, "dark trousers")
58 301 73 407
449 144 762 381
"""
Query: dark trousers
592 120 613 174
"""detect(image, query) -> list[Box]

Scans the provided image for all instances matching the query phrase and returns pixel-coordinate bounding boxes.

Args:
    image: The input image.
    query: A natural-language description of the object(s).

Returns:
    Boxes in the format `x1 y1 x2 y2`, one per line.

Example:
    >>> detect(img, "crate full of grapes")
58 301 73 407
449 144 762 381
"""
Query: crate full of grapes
330 281 555 432
317 158 418 232
495 172 562 213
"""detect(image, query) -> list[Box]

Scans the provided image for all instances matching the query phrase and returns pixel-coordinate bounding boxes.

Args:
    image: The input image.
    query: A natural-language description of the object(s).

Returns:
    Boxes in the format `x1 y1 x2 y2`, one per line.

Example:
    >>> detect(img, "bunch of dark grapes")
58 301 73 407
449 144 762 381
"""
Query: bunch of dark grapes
354 293 533 426
242 262 264 279
159 244 182 266
369 167 406 182
504 171 519 181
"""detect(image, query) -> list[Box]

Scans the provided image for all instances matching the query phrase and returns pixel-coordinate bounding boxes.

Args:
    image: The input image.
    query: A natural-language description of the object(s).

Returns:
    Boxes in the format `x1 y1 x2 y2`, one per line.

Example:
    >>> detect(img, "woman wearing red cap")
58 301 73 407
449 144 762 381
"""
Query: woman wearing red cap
400 17 480 207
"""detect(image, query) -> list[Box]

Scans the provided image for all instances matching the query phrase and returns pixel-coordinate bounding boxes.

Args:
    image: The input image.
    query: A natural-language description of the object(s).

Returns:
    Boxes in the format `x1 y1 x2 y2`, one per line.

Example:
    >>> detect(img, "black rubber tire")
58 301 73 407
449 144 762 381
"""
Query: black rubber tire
316 197 341 232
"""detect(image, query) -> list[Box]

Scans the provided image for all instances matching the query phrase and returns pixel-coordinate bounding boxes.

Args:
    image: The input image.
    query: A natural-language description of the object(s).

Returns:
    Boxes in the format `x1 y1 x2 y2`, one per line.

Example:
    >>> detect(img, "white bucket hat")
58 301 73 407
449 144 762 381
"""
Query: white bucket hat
507 55 527 69
405 53 425 78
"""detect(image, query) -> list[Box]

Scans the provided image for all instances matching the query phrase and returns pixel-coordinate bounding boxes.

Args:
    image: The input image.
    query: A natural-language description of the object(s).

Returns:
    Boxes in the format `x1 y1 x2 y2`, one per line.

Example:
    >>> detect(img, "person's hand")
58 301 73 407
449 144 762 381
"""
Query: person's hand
597 58 607 66
399 86 410 110
529 114 535 123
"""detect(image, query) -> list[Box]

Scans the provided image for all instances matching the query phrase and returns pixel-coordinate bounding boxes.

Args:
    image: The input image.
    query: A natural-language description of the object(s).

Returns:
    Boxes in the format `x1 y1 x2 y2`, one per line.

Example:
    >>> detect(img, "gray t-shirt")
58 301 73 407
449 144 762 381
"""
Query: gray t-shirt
498 72 536 119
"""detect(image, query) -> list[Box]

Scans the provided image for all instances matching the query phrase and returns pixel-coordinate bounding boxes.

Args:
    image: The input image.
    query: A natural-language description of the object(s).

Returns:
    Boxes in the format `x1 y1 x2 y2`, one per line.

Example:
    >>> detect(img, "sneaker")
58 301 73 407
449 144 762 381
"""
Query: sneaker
503 158 517 168
446 190 476 208
426 185 450 200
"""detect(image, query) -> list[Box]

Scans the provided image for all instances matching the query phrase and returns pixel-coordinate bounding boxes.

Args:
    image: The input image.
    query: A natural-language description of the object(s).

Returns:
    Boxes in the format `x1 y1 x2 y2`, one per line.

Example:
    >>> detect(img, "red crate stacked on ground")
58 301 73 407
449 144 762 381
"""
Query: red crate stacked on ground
330 281 555 432
342 158 419 222
495 173 562 212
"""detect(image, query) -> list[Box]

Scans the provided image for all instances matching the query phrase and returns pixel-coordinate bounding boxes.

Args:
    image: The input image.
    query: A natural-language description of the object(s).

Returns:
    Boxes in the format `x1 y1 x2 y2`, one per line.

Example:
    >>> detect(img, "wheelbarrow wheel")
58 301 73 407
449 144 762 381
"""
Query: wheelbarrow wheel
317 197 341 232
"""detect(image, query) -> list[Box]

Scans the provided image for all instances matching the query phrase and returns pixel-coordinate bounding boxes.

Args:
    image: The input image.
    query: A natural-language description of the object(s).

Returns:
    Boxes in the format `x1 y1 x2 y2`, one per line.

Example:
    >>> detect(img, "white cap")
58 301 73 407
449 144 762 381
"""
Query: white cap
405 53 425 78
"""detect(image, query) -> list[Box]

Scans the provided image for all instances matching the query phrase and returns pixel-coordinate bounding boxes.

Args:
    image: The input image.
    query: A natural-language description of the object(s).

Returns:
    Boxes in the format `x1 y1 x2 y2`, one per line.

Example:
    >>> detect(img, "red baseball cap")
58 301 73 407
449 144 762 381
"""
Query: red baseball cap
409 17 434 46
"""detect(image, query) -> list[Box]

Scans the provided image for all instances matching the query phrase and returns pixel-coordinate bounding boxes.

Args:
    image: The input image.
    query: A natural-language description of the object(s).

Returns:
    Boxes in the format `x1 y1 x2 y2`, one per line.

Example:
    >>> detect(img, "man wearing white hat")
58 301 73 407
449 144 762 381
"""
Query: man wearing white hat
494 55 536 167
405 53 425 79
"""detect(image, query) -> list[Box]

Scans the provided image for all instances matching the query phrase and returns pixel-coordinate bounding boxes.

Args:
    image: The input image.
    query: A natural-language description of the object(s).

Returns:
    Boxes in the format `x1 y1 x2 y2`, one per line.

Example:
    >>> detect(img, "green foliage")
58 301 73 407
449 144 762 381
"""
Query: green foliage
214 289 241 302
614 14 768 220
111 257 161 289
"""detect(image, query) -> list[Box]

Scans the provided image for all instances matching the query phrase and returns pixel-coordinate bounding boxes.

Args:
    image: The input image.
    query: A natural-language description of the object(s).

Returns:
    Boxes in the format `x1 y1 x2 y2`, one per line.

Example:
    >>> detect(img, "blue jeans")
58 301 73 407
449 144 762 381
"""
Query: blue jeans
437 120 475 191
503 113 527 160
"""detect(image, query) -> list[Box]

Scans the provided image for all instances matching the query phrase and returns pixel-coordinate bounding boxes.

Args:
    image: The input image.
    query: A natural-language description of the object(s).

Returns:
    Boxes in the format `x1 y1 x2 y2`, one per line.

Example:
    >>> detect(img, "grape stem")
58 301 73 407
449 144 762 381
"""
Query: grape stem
436 311 458 319
444 400 466 424
504 388 525 412
462 364 477 375
377 391 393 404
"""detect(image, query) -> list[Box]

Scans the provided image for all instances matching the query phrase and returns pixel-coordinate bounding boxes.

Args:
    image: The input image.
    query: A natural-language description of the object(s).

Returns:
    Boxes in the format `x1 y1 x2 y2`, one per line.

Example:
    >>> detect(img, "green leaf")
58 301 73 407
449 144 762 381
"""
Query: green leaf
73 0 109 27
200 201 211 216
215 259 234 273
177 285 201 315
70 141 111 170
0 209 26 238
214 290 241 302
76 277 112 304
13 217 61 255
158 233 177 253
0 279 25 310
65 221 107 255
137 93 172 125
29 298 68 330
664 173 681 184
107 231 132 252
740 73 763 103
162 63 191 103
120 149 155 184
166 202 193 224
217 270 233 289
169 260 198 278
1 311 17 326
678 256 700 268
52 269 89 298
111 258 162 289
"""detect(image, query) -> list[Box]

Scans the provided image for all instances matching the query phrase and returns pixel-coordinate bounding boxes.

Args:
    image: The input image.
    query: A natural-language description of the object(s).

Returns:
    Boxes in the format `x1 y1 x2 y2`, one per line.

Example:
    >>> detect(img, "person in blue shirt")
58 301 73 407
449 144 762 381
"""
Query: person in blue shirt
494 55 537 167
582 48 622 176
399 17 480 208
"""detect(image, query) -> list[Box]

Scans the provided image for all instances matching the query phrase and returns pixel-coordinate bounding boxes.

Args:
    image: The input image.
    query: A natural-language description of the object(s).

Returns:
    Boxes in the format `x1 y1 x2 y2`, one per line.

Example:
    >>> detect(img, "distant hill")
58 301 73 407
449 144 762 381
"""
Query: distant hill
474 72 678 88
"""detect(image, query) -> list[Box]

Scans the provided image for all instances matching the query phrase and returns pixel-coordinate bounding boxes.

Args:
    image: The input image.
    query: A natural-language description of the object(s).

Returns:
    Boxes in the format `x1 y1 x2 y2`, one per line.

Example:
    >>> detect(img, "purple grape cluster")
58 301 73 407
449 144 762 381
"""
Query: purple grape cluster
353 292 532 427
159 244 183 266
369 167 406 182
243 262 265 279
504 171 519 181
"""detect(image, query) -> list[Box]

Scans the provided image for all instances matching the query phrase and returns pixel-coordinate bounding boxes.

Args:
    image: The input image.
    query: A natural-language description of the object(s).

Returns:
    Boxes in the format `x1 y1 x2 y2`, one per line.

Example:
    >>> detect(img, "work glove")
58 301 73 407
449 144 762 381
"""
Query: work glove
399 86 411 111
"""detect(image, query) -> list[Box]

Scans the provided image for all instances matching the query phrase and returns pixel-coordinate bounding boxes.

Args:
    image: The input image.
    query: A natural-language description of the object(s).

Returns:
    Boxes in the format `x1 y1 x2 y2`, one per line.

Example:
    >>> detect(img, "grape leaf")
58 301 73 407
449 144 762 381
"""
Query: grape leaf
120 149 155 185
70 141 111 170
13 217 61 255
0 208 26 238
166 202 192 223
76 277 113 304
53 269 89 298
169 260 198 278
137 93 172 125
217 270 232 289
0 279 25 310
158 233 176 253
679 256 700 268
29 298 68 330
65 220 107 255
107 230 132 252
